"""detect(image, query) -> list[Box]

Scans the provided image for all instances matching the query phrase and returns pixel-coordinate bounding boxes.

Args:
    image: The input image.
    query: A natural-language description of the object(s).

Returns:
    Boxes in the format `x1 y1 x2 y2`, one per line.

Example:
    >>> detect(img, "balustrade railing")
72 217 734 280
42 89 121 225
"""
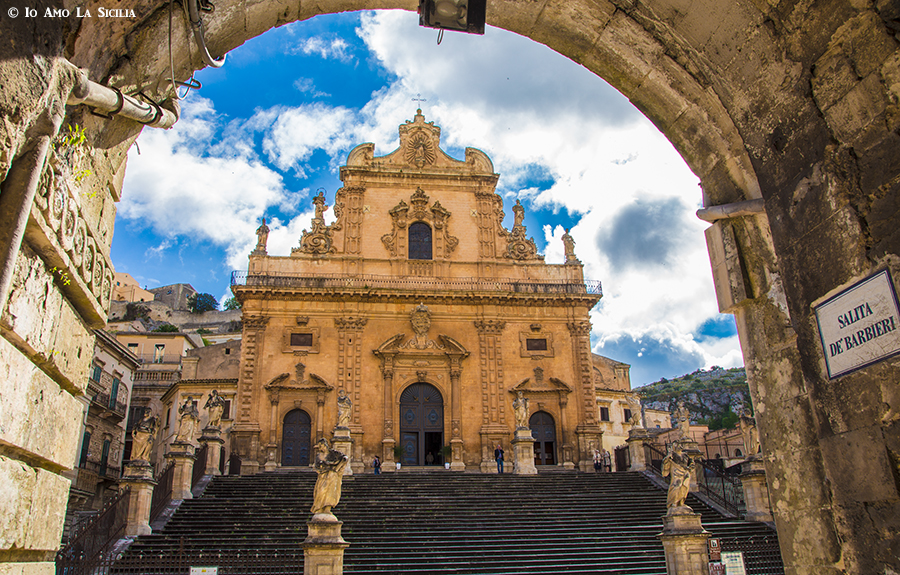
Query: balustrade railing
79 458 122 480
55 486 130 575
231 270 602 296
149 461 175 523
90 391 127 417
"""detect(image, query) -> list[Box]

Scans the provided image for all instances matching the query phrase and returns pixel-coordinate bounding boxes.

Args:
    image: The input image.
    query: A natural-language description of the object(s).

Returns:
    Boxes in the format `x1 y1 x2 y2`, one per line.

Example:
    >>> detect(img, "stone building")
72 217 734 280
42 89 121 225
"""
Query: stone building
113 272 155 303
231 112 606 474
66 329 139 522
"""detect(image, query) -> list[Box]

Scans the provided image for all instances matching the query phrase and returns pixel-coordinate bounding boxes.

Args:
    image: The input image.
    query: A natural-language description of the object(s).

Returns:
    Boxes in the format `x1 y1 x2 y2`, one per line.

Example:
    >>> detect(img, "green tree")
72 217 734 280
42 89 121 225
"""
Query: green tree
123 302 150 322
152 323 178 333
223 296 241 311
187 292 218 313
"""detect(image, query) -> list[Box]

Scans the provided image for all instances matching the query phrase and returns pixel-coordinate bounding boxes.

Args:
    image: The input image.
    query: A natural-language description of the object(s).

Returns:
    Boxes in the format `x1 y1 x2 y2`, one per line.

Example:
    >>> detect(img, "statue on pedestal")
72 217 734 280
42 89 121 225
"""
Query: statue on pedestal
513 390 530 429
336 389 352 429
204 390 226 429
675 401 691 439
739 412 761 456
175 398 200 443
562 228 579 264
131 409 159 462
254 218 269 254
662 442 693 512
310 438 349 519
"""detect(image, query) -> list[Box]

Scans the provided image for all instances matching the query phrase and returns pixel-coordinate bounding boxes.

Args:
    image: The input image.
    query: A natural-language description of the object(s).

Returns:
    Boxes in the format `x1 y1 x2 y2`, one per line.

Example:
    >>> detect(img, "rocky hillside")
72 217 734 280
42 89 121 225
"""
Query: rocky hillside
636 367 751 430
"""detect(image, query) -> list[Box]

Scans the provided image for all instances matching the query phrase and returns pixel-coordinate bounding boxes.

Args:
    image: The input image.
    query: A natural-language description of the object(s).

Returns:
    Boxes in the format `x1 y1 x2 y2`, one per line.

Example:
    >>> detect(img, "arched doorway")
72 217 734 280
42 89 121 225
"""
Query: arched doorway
282 409 311 466
530 411 556 466
399 383 444 466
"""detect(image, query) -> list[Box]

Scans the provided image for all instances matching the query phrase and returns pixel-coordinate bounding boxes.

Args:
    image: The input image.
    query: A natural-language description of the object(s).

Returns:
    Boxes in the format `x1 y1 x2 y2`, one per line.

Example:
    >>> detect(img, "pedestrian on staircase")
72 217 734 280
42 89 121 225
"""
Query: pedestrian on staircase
495 444 505 474
373 456 381 475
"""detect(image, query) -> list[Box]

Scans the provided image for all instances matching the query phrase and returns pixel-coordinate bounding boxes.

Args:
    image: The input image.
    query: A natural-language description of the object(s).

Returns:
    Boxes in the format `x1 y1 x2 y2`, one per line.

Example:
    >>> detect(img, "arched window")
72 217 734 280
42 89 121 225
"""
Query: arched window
408 222 433 260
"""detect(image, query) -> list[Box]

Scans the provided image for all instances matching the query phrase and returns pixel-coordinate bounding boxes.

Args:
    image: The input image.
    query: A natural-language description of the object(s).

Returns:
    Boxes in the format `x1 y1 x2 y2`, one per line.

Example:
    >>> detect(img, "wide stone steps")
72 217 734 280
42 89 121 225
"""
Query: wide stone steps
116 471 783 575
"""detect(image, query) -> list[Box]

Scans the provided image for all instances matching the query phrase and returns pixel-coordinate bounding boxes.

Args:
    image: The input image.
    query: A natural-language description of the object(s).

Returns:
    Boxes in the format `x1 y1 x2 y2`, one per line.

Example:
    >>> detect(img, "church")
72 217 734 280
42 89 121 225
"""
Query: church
228 111 621 474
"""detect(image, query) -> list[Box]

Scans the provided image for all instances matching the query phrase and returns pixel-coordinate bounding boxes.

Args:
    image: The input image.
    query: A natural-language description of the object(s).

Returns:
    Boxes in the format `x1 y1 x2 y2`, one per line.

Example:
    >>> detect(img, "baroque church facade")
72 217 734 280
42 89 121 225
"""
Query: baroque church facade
230 111 612 474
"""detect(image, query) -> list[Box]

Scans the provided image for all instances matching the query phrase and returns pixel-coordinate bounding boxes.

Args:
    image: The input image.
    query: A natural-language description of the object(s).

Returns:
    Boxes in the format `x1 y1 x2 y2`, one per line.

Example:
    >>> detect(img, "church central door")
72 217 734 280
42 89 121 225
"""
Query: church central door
530 411 556 465
399 383 444 465
282 409 311 466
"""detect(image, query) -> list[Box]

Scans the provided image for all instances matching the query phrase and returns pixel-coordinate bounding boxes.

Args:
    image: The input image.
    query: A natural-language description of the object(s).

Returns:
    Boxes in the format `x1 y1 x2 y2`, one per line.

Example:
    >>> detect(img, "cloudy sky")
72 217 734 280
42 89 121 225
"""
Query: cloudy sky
112 10 744 385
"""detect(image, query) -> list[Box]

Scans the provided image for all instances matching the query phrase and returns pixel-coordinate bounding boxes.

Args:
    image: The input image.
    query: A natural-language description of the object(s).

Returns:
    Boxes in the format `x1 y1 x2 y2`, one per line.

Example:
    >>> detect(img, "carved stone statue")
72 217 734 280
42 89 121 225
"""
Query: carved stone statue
175 397 200 443
131 409 159 462
312 190 328 221
254 217 269 254
204 390 226 429
513 390 530 429
626 393 643 428
310 438 349 519
675 401 691 439
562 228 578 264
336 388 352 429
513 199 525 228
739 412 761 457
662 442 693 512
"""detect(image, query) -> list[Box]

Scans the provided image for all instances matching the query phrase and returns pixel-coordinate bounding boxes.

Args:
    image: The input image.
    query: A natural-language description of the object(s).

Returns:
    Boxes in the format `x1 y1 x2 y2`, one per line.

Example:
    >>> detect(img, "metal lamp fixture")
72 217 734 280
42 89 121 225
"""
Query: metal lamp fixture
418 0 486 35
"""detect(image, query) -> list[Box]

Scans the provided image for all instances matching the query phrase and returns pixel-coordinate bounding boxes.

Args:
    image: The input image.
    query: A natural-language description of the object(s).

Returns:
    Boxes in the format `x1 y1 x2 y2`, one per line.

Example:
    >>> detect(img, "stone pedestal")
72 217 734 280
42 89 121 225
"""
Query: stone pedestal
120 461 157 537
449 438 466 471
627 428 650 471
658 510 710 575
332 428 353 476
165 441 196 500
511 428 538 475
740 457 773 522
303 517 349 575
264 443 278 472
199 427 225 476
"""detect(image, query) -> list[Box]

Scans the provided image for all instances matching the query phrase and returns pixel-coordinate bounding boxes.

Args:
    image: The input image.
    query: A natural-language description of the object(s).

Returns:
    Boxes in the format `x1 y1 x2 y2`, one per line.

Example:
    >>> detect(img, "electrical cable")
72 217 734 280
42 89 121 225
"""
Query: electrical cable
169 0 202 100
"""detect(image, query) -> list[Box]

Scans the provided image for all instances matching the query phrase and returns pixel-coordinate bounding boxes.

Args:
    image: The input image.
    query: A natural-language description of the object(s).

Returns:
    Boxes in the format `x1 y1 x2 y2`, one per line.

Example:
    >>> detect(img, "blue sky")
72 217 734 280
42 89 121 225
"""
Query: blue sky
113 10 742 385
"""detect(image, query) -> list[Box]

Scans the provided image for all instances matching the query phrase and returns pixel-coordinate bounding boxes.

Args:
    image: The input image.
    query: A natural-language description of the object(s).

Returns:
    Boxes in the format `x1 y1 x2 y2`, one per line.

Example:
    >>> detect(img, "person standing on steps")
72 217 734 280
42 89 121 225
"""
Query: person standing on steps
494 444 505 474
372 456 381 475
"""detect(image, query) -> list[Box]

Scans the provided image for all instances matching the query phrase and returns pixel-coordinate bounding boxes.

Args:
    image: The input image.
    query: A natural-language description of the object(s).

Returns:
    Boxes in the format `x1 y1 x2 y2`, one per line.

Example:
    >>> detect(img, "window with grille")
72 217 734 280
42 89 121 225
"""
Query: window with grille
408 222 433 260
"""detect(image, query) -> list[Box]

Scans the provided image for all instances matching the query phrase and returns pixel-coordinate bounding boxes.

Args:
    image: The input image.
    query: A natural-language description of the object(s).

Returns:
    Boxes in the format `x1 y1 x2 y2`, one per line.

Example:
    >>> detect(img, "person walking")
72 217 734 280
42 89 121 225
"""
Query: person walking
373 455 381 475
494 444 505 474
602 449 611 473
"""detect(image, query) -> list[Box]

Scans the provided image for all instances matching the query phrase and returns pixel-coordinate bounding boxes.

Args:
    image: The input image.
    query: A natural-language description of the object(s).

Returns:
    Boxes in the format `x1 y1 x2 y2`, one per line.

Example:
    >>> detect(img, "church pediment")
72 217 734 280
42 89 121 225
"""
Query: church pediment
344 110 494 174
512 368 572 394
264 362 333 391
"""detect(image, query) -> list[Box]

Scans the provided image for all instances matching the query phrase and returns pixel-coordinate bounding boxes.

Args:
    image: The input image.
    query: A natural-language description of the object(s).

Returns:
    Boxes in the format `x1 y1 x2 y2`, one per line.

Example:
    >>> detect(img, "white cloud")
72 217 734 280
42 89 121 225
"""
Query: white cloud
293 36 354 63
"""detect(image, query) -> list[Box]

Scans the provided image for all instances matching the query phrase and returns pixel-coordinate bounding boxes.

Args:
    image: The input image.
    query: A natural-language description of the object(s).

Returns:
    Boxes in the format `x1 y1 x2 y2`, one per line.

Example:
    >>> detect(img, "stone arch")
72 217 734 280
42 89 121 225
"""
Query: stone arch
3 1 900 573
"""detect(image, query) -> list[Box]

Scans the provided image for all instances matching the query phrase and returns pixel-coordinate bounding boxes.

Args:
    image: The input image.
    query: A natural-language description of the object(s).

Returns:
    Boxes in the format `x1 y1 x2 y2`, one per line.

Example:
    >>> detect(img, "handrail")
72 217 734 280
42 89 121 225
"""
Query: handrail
192 443 209 489
695 457 745 517
56 486 130 574
149 461 176 522
231 270 602 296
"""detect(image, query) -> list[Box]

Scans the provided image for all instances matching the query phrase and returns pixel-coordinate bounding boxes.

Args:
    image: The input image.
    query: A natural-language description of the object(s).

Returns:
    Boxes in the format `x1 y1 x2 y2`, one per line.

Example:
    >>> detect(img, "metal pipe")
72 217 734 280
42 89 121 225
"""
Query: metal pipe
186 0 226 68
696 198 765 223
0 108 64 316
68 68 180 129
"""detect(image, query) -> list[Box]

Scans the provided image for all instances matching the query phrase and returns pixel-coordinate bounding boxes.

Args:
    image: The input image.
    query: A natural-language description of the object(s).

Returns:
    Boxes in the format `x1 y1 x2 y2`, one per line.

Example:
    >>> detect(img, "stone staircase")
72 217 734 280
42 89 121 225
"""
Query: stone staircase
115 470 784 574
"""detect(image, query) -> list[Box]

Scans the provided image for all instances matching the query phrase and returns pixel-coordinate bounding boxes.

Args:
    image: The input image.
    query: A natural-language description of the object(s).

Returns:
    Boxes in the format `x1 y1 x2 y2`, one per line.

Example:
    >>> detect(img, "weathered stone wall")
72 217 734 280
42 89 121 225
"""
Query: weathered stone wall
2 0 900 573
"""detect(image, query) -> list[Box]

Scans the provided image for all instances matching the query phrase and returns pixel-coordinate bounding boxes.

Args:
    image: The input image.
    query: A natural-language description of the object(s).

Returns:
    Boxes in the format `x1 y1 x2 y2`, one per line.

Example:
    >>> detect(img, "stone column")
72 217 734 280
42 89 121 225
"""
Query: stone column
120 461 157 536
165 441 196 500
740 457 773 523
627 428 650 471
303 517 350 575
199 427 225 476
658 511 711 575
449 363 466 471
380 362 397 471
511 428 538 475
265 389 280 472
332 427 353 476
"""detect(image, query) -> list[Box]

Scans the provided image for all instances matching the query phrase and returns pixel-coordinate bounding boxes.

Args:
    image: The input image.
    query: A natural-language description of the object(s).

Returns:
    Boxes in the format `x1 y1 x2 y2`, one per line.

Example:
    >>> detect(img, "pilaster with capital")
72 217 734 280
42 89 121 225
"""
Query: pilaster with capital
475 319 507 471
568 319 602 471
449 362 465 471
380 361 396 466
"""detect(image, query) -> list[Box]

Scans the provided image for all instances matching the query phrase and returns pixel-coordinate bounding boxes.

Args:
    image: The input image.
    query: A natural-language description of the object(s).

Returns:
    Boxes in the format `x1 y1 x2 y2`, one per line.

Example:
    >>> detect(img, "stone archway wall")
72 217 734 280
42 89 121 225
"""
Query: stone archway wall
2 2 900 574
